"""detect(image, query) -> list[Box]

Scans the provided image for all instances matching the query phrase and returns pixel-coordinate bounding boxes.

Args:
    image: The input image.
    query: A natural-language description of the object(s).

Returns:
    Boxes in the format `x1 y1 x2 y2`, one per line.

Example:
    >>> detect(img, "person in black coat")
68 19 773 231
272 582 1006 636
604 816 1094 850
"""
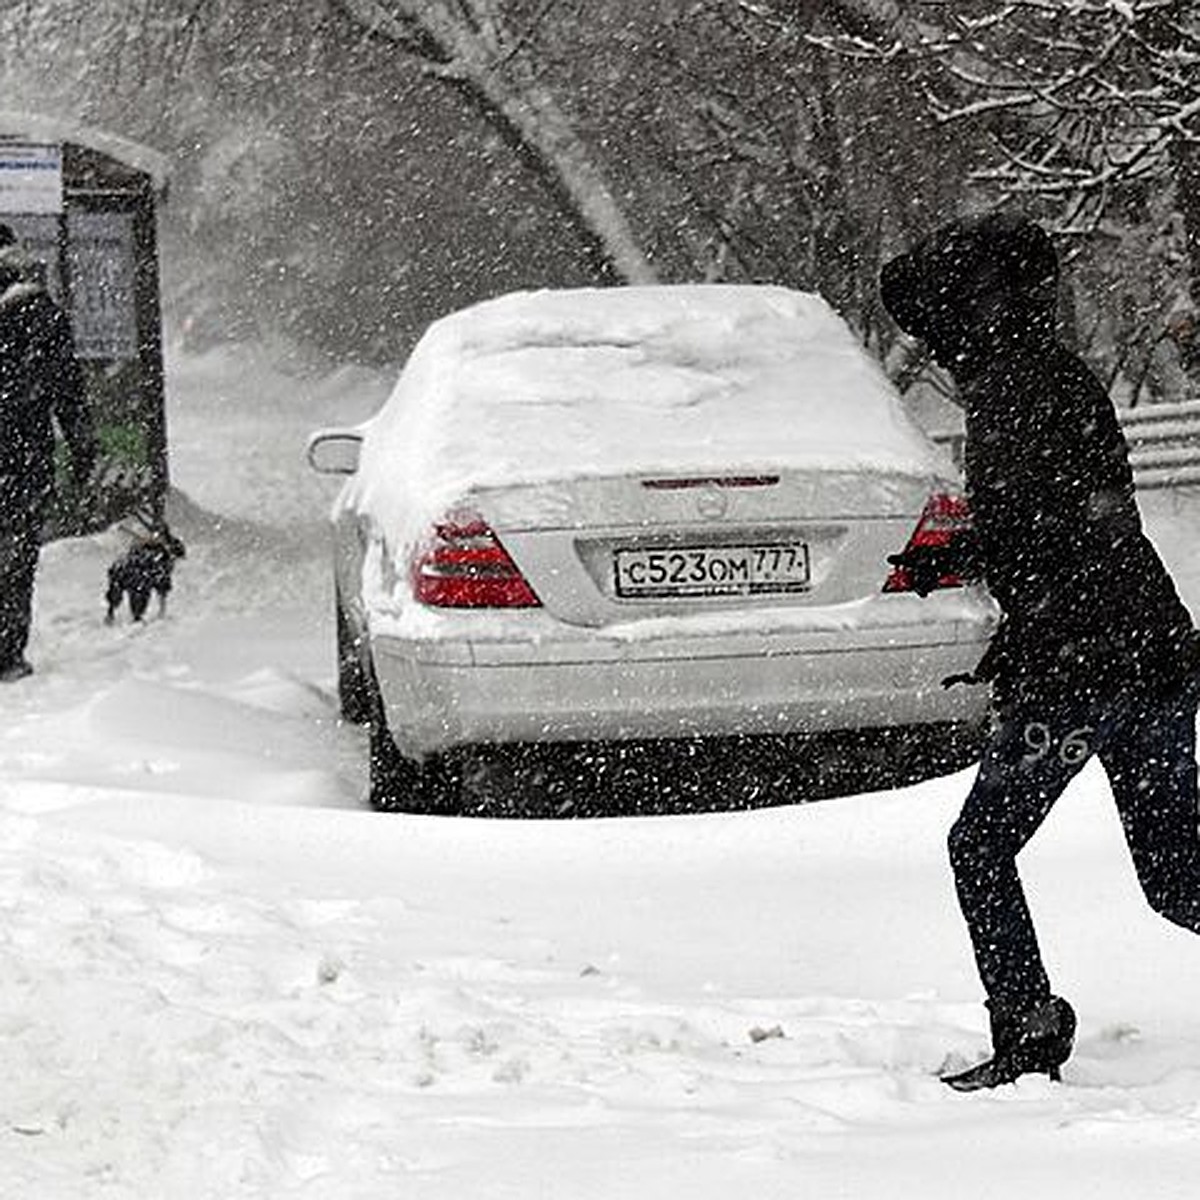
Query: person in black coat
880 211 1200 1090
0 223 96 680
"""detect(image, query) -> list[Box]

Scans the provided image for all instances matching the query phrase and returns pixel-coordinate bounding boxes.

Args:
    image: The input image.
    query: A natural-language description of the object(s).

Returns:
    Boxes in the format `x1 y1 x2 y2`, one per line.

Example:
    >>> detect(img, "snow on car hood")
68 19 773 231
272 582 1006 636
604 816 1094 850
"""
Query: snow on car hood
351 285 944 550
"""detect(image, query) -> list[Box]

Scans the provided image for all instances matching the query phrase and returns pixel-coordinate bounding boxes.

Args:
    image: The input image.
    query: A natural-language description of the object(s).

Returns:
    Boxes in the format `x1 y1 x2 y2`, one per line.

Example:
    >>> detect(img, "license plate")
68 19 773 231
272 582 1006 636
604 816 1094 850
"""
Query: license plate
613 542 811 598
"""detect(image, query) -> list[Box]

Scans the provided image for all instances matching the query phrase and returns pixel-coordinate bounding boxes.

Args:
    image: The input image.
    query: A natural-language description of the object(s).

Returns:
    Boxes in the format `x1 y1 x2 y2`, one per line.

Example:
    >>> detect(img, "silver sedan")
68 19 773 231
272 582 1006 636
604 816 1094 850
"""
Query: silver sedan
309 285 996 813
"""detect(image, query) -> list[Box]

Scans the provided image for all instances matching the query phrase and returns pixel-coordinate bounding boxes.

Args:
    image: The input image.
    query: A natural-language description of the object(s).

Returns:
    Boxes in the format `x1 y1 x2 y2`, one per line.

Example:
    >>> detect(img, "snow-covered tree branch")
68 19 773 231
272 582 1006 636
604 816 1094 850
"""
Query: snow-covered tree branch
807 0 1200 380
328 0 657 284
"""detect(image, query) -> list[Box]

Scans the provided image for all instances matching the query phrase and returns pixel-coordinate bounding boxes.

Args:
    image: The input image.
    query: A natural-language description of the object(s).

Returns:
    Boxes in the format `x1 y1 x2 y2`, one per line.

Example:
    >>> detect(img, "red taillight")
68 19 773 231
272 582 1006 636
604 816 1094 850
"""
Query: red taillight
412 514 541 608
882 492 973 593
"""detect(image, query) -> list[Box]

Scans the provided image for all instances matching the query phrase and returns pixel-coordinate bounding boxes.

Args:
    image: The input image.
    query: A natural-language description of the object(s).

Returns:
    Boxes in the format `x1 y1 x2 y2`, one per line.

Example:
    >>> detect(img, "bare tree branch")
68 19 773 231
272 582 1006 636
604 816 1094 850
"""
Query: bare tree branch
328 0 657 283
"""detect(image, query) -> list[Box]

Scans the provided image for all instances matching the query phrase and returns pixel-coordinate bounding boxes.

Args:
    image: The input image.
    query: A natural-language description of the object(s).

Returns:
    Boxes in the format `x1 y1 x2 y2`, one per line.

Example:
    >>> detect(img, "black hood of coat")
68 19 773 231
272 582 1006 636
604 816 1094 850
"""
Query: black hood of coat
879 212 1059 375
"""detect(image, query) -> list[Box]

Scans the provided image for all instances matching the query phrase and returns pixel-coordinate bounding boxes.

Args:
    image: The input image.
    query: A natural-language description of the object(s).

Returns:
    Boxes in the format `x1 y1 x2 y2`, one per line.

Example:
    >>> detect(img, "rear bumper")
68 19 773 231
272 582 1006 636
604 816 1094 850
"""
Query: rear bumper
370 601 995 759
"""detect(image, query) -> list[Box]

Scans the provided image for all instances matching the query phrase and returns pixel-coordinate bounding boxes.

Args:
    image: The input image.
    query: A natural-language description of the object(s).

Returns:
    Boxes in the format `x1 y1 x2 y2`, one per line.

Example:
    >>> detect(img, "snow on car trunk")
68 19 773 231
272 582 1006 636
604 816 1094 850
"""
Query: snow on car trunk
350 286 953 565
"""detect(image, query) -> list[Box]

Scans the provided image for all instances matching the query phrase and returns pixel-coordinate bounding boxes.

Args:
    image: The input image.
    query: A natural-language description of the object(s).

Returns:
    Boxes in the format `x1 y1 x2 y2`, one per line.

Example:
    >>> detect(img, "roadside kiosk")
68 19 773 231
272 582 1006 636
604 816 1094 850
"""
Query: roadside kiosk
0 113 169 534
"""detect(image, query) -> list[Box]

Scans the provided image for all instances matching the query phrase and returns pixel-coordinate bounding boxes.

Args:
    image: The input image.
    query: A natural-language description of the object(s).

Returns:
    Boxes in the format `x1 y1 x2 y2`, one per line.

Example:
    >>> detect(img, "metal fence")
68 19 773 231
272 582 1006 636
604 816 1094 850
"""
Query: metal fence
931 397 1200 490
1118 399 1200 489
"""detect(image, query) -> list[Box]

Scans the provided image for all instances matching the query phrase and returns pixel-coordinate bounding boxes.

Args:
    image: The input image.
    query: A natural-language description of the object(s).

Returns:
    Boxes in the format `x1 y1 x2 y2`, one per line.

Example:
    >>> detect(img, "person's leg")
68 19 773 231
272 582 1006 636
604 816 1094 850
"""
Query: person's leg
129 584 151 622
0 506 41 672
105 568 124 624
1100 689 1200 930
943 696 1096 1087
948 699 1093 1013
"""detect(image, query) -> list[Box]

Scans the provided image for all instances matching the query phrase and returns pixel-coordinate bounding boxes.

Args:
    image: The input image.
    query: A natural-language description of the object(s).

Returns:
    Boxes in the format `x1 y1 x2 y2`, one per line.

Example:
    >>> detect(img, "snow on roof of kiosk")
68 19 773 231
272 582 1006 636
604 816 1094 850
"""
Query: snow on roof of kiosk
0 111 169 190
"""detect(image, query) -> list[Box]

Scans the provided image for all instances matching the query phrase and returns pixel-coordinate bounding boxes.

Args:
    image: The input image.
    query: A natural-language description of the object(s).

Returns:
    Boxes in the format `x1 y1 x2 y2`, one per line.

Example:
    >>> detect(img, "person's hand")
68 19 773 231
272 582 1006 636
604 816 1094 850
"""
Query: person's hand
68 441 98 488
887 545 951 597
941 671 980 689
71 463 97 501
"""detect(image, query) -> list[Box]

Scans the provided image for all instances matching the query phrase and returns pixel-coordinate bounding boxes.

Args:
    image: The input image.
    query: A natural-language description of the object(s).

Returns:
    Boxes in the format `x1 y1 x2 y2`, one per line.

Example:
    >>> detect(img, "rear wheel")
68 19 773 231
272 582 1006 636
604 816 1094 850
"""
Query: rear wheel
365 662 460 814
335 596 372 725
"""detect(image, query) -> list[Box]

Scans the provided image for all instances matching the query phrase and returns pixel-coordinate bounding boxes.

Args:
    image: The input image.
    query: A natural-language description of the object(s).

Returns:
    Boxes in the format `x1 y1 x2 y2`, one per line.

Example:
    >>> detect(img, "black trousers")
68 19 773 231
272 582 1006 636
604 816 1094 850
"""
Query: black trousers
0 499 43 668
949 682 1200 1013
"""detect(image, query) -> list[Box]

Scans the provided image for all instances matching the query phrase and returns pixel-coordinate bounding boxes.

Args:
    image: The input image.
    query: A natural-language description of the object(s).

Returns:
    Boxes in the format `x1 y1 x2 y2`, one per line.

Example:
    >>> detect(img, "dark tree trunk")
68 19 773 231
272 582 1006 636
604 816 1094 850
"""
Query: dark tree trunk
1173 139 1200 379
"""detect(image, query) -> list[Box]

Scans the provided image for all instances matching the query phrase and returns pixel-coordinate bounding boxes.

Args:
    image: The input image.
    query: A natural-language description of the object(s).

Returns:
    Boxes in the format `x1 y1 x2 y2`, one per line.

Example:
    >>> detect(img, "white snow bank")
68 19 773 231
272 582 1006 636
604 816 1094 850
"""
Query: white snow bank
165 337 391 529
7 721 1200 1199
353 285 947 549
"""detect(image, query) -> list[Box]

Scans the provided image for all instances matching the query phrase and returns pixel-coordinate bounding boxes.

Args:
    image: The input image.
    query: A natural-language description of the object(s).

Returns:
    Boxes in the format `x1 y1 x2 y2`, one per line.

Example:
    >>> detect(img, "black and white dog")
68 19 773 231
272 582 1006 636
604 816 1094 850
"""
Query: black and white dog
105 518 187 624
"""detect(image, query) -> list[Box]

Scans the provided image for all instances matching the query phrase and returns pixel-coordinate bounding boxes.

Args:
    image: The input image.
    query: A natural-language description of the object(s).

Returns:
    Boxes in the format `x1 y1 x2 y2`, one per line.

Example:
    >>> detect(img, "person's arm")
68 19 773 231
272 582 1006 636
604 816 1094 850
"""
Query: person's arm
40 300 96 486
1053 358 1137 530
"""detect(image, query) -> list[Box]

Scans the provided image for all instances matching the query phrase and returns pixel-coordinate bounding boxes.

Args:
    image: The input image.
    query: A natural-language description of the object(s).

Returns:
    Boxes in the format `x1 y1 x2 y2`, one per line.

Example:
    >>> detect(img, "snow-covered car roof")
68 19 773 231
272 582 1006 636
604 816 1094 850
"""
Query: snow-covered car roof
354 284 944 545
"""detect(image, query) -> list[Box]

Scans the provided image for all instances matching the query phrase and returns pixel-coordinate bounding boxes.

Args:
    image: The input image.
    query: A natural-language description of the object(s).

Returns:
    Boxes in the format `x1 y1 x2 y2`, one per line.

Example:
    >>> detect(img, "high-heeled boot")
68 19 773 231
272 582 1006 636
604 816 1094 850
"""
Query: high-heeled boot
943 994 1076 1092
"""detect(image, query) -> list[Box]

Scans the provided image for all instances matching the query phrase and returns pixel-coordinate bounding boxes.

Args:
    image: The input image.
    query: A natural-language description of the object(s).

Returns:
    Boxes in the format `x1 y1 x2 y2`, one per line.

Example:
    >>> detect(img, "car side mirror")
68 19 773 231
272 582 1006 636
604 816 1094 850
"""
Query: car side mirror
307 429 363 476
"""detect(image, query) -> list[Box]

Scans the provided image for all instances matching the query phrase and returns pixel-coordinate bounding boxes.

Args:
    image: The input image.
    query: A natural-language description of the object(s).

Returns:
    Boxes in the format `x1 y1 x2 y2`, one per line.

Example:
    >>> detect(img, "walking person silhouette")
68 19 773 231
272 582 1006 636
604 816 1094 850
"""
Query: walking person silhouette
880 212 1200 1090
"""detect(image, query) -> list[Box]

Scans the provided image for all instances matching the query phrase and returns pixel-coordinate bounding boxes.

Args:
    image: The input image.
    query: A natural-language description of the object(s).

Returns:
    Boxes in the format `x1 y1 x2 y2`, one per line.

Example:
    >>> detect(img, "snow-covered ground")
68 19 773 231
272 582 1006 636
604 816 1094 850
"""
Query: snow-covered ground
3 340 1200 1198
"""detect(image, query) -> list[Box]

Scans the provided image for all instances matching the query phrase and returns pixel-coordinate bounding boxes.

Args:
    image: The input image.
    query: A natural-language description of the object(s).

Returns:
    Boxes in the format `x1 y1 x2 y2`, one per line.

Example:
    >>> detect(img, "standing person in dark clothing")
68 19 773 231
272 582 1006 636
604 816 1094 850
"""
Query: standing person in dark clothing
0 223 96 681
879 212 1200 1091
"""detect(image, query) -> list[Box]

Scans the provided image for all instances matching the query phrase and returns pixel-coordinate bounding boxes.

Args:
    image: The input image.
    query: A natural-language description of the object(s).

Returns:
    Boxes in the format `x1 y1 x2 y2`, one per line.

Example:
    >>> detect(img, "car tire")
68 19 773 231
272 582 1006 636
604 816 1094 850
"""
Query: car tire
365 661 460 814
335 595 372 725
